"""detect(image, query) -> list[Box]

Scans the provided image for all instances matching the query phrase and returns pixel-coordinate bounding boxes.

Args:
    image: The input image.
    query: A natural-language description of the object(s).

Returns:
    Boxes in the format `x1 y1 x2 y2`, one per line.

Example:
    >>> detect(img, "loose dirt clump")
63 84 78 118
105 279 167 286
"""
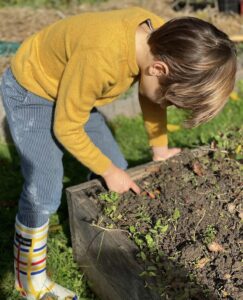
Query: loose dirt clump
95 150 242 299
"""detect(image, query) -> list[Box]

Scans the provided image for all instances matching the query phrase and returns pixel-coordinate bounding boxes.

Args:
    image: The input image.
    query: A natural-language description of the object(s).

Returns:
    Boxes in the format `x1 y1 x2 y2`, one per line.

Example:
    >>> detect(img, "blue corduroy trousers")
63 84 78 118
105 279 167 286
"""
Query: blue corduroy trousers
0 68 127 227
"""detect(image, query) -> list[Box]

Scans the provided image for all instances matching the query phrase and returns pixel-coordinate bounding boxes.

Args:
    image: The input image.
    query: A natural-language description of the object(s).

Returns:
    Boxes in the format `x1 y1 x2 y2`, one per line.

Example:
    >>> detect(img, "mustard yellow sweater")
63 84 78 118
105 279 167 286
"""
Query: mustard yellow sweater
11 7 167 174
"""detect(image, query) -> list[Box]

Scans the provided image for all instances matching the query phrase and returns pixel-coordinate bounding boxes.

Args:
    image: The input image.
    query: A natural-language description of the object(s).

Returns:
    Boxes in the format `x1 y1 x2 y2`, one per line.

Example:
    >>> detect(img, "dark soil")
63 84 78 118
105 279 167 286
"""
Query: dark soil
91 150 242 300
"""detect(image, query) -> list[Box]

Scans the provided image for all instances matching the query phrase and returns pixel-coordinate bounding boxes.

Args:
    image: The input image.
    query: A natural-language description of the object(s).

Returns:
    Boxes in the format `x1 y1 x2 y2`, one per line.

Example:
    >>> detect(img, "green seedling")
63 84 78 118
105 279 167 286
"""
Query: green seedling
99 191 119 203
136 206 151 223
203 225 217 245
154 219 169 234
140 265 157 278
129 225 145 249
140 251 147 261
104 204 117 217
172 208 181 221
134 236 144 248
129 225 136 233
99 191 120 219
145 233 156 249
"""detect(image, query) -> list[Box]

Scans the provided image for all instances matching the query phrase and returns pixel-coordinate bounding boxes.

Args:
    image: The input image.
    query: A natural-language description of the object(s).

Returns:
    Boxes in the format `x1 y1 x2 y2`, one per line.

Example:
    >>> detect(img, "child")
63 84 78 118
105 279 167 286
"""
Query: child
0 6 236 300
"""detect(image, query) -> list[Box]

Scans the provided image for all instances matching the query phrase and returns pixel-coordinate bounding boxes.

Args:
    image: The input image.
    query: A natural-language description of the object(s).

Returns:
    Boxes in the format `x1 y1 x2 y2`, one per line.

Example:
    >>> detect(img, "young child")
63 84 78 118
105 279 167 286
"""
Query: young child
0 6 236 300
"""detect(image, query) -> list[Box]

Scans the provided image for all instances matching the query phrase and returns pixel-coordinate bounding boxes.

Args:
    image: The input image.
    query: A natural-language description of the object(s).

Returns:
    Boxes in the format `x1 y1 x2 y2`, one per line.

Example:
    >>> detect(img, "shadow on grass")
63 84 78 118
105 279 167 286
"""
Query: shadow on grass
0 143 22 298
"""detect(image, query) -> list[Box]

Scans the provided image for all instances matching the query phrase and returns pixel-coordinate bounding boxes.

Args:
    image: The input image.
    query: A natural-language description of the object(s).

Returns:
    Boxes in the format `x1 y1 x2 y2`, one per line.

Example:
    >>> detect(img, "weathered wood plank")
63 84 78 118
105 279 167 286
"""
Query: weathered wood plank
67 189 161 300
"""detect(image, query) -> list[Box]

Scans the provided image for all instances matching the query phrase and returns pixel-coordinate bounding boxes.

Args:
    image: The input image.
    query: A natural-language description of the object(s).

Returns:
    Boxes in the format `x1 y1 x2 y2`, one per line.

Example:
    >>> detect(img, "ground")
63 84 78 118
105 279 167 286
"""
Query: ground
1 0 243 75
95 149 243 299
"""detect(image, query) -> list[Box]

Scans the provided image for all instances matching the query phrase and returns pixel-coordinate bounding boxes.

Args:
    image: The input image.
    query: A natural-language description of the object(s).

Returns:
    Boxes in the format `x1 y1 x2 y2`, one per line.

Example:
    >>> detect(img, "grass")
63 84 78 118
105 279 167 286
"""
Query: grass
110 87 243 166
0 86 242 299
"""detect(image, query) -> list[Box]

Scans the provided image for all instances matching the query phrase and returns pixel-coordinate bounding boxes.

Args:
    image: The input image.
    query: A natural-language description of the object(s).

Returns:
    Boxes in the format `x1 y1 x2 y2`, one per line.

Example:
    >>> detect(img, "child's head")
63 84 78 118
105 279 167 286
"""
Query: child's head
148 17 237 127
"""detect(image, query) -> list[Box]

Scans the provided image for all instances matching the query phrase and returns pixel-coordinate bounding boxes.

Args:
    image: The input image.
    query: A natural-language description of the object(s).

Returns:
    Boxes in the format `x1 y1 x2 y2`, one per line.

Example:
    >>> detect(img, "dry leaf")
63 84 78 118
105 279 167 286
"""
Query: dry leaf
192 161 204 176
49 225 62 232
210 140 217 149
147 191 156 199
143 180 150 186
221 290 229 297
238 211 243 221
207 242 225 252
230 91 239 101
227 203 236 214
195 257 210 269
167 124 181 132
235 145 242 154
223 273 231 280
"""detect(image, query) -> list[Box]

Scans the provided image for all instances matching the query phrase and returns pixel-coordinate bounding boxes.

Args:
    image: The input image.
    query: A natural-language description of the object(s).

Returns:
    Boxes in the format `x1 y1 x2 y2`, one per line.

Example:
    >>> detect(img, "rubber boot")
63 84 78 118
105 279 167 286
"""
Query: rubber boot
14 218 78 300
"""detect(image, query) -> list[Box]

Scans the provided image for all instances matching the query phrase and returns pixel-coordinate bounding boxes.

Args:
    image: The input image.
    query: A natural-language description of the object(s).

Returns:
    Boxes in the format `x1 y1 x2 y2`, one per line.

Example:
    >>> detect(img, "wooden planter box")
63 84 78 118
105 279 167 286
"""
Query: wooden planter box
66 148 209 300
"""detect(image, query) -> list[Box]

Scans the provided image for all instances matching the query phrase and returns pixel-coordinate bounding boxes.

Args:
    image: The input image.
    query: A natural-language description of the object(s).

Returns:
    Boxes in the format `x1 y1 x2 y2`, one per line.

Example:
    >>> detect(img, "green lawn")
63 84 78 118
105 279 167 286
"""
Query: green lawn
110 89 243 165
0 86 242 299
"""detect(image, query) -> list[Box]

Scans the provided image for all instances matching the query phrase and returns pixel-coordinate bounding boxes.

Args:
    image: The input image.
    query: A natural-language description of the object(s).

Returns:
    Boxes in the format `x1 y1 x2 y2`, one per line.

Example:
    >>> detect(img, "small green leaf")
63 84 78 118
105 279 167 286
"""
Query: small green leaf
134 237 144 246
155 219 161 228
147 265 157 271
62 176 71 183
148 271 156 277
173 208 181 221
140 251 147 261
129 225 136 233
139 271 148 277
145 234 155 248
160 224 169 234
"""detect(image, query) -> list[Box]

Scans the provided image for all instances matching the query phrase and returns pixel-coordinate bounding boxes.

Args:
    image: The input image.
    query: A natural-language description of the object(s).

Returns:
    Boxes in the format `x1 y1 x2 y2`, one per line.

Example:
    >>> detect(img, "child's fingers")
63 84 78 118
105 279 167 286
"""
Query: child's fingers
130 181 141 194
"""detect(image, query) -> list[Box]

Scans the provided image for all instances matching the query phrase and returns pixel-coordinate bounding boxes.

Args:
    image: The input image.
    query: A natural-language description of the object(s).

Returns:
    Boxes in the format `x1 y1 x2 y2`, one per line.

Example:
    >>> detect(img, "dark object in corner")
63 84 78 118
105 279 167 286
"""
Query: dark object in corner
217 0 240 13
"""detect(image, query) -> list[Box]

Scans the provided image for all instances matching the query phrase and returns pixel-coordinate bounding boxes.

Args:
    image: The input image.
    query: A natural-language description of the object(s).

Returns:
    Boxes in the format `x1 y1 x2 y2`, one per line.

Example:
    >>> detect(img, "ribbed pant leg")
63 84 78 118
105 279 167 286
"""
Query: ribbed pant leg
85 108 128 171
1 68 64 228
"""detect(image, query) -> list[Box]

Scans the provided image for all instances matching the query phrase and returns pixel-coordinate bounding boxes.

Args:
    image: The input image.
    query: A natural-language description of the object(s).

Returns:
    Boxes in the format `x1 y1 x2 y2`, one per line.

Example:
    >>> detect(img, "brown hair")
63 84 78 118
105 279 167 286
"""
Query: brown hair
148 17 237 127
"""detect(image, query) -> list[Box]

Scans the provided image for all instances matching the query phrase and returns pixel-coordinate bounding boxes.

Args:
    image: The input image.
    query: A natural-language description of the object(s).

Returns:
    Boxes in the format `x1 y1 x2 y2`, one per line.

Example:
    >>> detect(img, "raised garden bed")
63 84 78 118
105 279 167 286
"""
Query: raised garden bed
66 148 242 300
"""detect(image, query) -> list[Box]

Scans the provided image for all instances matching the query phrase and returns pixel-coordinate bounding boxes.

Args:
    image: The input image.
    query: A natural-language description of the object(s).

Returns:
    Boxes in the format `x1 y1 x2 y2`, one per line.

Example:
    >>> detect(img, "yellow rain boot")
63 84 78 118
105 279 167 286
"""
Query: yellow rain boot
14 218 78 300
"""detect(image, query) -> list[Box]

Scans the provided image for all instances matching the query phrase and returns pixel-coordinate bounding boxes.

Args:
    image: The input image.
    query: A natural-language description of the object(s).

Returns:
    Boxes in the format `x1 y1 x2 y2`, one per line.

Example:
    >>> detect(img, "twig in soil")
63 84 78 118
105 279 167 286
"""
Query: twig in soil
141 188 156 199
91 223 129 234
96 230 105 262
232 190 243 203
191 209 206 242
191 146 229 153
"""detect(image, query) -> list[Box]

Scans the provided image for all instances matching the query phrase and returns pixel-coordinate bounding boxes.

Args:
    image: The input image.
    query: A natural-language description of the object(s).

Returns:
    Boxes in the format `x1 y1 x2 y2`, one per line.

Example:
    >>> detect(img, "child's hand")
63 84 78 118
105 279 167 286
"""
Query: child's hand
152 146 181 161
102 163 140 194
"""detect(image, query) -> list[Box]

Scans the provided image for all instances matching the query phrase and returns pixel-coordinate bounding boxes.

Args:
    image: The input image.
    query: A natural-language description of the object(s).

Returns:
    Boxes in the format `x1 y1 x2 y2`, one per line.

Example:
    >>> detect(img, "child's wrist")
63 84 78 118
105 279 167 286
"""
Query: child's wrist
152 145 168 154
102 163 117 178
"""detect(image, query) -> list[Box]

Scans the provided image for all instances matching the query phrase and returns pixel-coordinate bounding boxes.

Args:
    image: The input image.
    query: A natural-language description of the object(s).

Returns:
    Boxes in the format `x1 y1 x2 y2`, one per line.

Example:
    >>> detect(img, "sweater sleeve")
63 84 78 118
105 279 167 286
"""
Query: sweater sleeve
139 94 168 147
54 50 114 175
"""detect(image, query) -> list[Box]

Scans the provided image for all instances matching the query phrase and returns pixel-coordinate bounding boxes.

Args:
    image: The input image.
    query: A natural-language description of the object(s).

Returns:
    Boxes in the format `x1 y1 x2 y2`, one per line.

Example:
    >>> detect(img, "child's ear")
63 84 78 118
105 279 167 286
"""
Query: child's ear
148 61 169 77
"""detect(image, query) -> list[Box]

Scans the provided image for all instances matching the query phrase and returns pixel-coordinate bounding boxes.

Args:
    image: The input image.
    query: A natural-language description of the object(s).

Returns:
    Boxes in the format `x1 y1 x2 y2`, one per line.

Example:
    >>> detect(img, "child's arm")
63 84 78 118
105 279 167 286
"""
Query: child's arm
53 51 112 175
53 50 140 193
139 93 180 160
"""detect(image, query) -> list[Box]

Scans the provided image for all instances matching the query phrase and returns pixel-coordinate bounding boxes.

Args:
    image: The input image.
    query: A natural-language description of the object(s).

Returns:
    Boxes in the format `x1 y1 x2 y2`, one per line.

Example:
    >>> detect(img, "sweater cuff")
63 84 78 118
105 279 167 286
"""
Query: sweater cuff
91 155 113 176
148 134 168 147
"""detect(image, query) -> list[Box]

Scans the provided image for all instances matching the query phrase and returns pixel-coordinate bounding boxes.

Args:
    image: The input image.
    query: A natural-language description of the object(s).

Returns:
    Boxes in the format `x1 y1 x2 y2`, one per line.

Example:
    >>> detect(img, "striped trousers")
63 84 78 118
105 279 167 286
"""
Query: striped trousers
1 68 127 227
